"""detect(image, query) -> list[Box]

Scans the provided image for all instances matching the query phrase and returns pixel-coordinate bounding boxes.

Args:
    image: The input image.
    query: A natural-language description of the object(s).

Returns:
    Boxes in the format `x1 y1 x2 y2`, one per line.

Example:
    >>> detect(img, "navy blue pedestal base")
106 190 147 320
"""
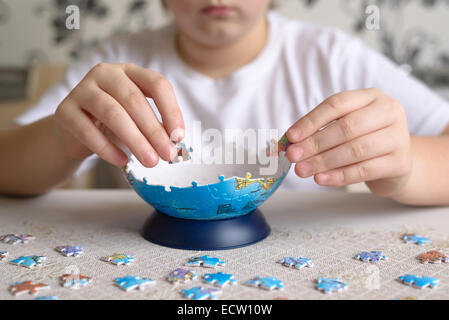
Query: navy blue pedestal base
141 209 271 250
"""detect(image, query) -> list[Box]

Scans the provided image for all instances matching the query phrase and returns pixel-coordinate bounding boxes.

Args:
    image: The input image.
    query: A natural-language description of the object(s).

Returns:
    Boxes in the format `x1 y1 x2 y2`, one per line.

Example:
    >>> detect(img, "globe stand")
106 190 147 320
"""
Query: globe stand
141 208 270 250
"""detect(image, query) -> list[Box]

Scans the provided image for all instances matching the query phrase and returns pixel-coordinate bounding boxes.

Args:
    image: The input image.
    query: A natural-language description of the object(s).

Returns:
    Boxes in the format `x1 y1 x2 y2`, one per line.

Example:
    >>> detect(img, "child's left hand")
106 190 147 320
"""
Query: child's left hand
285 88 413 197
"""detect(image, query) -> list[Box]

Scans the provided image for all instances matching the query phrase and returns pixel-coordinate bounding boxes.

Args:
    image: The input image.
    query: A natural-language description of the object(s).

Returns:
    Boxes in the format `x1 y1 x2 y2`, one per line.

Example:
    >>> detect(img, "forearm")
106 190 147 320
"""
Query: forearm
0 116 85 196
388 135 449 206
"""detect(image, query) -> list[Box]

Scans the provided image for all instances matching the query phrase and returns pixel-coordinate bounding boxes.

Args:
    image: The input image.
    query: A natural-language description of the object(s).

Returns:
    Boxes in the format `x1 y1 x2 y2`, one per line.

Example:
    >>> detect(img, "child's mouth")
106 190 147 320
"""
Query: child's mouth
201 5 235 18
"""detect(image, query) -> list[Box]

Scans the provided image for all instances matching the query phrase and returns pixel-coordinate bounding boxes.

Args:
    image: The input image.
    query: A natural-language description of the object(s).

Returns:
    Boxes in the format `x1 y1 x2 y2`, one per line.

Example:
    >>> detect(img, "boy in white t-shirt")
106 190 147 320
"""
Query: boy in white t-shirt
1 0 449 205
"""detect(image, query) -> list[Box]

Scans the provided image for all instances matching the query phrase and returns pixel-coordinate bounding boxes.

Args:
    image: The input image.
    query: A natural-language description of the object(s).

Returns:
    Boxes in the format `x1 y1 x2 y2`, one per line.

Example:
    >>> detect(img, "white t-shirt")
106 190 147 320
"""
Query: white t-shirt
16 12 449 191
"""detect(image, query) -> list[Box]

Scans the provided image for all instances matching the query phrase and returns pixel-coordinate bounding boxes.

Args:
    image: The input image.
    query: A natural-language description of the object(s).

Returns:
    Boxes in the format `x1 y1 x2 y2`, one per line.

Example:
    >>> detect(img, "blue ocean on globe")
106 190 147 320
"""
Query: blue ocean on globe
126 171 288 220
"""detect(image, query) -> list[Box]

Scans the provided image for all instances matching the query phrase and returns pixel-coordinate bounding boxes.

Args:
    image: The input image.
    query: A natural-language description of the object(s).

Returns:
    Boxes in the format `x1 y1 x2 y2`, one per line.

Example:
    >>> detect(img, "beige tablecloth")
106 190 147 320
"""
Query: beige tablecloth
1 190 449 300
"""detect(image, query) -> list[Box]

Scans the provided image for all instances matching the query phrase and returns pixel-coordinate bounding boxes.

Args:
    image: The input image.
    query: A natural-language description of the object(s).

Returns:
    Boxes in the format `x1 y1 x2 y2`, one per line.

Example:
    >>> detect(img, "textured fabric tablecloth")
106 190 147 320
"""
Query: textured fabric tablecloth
1 189 449 300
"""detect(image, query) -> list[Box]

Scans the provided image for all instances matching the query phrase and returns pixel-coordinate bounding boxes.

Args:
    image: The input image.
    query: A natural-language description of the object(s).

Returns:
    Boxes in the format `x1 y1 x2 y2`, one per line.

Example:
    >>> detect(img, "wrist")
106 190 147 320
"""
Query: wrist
50 115 93 164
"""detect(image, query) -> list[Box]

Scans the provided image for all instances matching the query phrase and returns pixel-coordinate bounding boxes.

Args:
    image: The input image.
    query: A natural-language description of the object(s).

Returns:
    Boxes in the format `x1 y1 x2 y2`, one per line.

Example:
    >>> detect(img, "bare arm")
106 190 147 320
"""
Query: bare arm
386 124 449 206
0 116 83 196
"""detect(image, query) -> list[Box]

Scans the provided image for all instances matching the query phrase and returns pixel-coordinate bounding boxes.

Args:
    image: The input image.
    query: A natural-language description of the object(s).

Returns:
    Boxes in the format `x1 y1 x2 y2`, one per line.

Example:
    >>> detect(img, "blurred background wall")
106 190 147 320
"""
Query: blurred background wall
0 0 448 189
1 0 449 84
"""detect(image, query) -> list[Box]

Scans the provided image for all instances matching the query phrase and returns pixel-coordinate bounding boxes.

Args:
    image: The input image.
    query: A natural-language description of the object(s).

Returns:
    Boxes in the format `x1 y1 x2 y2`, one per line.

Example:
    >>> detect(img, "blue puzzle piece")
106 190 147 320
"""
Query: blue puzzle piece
354 251 388 263
186 255 226 268
181 286 222 300
204 272 237 287
397 274 439 289
278 257 313 269
403 234 431 245
115 276 155 291
245 276 284 291
317 278 348 294
56 245 84 257
102 253 134 265
35 296 59 300
10 255 46 268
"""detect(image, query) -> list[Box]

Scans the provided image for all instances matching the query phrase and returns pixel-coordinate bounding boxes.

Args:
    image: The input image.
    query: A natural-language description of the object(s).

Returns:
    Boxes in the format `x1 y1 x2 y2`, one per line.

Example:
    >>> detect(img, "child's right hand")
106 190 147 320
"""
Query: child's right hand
54 63 184 168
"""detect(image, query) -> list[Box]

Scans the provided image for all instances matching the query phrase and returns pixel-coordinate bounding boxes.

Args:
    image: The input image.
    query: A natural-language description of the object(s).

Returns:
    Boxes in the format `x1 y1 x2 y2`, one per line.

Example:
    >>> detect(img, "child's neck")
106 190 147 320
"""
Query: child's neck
175 17 269 79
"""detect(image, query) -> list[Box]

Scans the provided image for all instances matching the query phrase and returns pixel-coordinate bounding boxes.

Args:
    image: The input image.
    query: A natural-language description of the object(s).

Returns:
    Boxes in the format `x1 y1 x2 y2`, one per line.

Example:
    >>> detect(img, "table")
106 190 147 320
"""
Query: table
1 190 449 300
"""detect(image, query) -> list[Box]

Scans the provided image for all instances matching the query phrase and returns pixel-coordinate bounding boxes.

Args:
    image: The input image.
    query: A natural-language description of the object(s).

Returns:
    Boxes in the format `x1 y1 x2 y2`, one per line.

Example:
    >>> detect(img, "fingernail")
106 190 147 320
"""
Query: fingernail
317 173 330 184
298 162 312 177
287 128 301 142
143 149 157 166
170 128 185 142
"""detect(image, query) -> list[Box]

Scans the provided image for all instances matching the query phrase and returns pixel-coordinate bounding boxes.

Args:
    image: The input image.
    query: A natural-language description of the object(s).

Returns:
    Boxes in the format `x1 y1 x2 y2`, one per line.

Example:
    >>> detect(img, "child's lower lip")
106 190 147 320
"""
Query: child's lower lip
201 6 234 17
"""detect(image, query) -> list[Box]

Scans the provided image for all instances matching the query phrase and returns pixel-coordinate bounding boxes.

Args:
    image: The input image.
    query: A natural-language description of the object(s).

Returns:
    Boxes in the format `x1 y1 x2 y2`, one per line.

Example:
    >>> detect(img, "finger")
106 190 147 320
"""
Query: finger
56 101 128 167
294 125 398 178
286 88 379 143
314 153 402 187
72 85 159 167
122 64 185 142
94 67 177 162
286 98 395 163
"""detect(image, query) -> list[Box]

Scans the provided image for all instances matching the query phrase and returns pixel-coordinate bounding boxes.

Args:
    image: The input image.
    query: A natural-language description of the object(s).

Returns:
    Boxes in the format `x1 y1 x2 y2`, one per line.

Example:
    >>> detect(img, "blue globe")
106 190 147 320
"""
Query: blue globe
124 151 291 220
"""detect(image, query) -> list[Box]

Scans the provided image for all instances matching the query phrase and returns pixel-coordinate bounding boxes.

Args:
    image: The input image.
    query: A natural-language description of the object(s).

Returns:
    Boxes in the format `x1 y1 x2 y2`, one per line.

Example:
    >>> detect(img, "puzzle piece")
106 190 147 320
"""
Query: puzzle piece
181 286 222 300
185 255 226 268
102 253 134 265
60 273 92 289
9 281 50 296
277 257 313 269
203 272 237 287
10 255 46 268
317 278 348 294
417 251 449 264
0 251 8 261
0 234 35 245
55 245 84 257
354 251 388 263
403 234 431 245
35 296 59 300
168 268 197 284
169 142 193 164
397 274 439 289
245 276 284 291
268 134 291 156
115 276 155 291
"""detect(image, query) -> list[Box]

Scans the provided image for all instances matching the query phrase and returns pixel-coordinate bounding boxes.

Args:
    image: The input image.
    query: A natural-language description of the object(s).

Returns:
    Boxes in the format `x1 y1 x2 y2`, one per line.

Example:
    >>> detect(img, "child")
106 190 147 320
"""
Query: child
1 0 449 205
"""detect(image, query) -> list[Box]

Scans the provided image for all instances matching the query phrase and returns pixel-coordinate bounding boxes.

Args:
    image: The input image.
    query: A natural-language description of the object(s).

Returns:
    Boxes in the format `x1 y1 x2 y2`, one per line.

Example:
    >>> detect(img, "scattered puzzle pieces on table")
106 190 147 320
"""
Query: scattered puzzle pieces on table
317 278 348 294
277 257 313 269
55 245 84 257
10 255 46 268
35 296 59 300
354 251 388 263
60 274 92 289
181 286 222 300
169 142 193 164
403 234 431 245
204 272 237 287
0 234 35 245
102 253 134 265
0 251 8 261
417 251 449 264
115 276 155 291
168 268 197 284
245 276 284 291
185 255 226 268
9 281 50 296
397 274 439 289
